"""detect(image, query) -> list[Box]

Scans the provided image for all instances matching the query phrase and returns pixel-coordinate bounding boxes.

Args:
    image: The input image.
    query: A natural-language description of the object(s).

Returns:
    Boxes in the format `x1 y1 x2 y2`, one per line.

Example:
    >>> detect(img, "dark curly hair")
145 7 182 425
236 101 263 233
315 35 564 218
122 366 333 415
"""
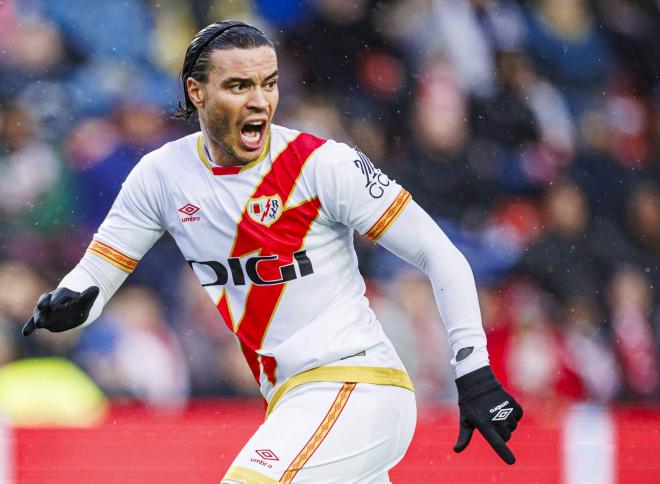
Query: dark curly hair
174 20 274 121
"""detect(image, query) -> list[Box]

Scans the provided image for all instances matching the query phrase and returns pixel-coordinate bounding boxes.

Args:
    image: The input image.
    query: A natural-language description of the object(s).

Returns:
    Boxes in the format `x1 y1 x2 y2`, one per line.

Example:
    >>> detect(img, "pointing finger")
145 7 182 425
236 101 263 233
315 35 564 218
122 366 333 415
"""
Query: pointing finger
22 317 37 337
479 424 516 465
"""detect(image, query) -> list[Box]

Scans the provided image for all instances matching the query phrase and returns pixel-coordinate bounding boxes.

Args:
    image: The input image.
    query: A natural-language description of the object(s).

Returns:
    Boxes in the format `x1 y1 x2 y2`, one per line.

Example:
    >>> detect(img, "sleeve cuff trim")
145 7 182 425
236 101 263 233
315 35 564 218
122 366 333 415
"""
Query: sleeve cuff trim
364 189 411 241
86 240 138 273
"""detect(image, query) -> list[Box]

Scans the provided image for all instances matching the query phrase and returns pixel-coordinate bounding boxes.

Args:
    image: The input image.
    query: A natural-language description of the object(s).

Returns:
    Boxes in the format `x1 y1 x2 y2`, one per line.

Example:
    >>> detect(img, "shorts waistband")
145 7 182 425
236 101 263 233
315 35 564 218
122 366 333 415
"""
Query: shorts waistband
266 365 414 418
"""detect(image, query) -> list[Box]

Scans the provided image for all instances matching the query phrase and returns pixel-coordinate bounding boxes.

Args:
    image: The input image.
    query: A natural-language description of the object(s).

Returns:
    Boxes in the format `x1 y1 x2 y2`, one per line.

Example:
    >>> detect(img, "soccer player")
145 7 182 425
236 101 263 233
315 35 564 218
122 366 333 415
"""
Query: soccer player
23 21 522 483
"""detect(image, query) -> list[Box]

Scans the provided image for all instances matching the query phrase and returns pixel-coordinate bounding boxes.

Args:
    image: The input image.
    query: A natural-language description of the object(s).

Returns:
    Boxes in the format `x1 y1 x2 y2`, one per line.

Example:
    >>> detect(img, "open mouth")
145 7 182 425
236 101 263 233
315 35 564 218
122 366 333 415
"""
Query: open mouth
239 119 267 151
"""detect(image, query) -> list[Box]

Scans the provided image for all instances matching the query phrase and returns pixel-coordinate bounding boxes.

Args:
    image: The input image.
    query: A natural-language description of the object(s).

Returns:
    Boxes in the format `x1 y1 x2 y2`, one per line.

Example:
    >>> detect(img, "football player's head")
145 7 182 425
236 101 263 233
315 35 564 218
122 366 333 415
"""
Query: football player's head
178 21 278 165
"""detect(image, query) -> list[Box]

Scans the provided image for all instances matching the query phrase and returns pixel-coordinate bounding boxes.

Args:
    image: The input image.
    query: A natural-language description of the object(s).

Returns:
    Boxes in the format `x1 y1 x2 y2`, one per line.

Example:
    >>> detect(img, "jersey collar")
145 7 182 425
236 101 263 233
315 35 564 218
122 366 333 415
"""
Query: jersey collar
196 131 271 176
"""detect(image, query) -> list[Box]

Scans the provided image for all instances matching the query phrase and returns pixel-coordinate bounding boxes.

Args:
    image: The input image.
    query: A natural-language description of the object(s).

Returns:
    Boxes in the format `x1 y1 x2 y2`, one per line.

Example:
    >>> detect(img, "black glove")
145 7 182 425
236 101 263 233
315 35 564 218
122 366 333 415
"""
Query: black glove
453 365 523 464
22 286 100 337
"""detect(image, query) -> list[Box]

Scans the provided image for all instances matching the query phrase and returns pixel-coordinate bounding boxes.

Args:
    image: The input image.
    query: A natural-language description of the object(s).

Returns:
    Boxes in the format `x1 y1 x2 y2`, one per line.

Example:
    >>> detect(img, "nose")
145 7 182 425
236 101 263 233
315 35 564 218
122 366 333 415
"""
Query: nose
246 87 268 111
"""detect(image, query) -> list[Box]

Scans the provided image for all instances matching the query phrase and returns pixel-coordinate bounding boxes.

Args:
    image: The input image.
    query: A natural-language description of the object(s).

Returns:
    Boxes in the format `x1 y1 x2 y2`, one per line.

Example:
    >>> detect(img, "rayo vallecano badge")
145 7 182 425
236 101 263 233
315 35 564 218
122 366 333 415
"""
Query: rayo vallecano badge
247 195 283 227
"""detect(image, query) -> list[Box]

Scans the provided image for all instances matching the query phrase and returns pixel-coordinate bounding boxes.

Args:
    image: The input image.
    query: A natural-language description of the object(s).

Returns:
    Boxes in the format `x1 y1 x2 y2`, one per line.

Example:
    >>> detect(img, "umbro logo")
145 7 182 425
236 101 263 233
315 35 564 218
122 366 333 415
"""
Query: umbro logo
255 449 278 461
178 203 201 223
492 408 513 421
250 449 278 469
490 400 512 421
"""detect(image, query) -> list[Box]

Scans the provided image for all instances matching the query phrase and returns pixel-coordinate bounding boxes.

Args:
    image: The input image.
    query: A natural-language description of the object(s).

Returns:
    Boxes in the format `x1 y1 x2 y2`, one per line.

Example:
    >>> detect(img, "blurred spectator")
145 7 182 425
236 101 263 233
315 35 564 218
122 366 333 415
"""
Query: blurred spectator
370 270 452 402
517 180 618 304
0 104 77 267
607 266 659 399
562 297 621 402
280 94 352 143
404 56 491 220
571 109 638 223
597 0 660 95
469 51 539 151
66 103 178 229
525 0 613 112
621 182 660 307
426 0 497 97
484 279 583 403
76 286 190 408
172 267 259 397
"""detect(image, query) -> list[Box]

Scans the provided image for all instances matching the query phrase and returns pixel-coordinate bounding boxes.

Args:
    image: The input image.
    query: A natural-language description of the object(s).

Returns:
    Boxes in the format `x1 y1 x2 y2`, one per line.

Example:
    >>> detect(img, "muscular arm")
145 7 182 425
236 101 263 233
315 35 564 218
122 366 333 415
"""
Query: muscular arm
376 200 489 378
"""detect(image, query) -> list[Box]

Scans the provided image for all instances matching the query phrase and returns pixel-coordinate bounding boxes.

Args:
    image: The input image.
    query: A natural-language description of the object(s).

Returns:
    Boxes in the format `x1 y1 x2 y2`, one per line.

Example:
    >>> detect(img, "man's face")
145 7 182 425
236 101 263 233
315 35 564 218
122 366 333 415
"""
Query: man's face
188 46 278 165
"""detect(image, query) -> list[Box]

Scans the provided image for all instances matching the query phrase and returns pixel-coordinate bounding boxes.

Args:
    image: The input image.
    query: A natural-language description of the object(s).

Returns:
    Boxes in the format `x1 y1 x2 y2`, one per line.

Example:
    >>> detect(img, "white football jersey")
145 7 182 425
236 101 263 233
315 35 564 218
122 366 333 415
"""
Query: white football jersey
88 124 414 406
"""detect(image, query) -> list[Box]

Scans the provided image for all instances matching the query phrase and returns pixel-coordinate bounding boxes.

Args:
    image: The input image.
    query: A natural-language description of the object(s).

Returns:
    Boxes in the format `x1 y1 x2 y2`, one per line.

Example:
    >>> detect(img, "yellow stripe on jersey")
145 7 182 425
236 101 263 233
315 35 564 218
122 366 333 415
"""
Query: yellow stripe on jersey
196 135 212 172
196 132 271 173
86 240 138 273
266 365 414 418
365 189 412 241
223 466 277 483
280 383 356 483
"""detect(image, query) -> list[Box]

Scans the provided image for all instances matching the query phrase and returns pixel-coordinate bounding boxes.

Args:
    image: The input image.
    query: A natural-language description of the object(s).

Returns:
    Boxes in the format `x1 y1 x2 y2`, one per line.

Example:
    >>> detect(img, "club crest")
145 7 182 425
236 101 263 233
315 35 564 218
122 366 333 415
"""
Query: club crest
247 195 283 227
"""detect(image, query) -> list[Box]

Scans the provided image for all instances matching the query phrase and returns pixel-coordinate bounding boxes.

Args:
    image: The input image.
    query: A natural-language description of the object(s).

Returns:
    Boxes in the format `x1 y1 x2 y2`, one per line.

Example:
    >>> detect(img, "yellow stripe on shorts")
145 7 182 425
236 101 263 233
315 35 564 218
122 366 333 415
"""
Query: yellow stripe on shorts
279 383 356 483
266 365 414 418
222 465 277 483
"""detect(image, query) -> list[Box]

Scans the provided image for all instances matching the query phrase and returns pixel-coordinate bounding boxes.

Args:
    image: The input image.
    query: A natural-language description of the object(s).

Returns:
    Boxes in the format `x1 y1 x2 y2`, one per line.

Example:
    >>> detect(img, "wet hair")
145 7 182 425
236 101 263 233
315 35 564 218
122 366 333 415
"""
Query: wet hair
175 20 274 120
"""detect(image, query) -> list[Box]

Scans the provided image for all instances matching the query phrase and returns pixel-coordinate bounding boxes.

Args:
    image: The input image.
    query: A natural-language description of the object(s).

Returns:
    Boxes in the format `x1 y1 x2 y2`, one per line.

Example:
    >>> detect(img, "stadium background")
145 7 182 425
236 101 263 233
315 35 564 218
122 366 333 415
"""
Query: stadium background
0 0 659 482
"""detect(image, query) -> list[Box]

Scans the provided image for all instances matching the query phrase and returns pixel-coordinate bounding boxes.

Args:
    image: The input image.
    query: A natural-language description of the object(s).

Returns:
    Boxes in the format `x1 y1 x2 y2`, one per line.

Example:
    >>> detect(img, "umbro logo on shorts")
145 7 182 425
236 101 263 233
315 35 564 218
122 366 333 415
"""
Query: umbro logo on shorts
178 203 201 223
255 449 279 461
250 449 279 469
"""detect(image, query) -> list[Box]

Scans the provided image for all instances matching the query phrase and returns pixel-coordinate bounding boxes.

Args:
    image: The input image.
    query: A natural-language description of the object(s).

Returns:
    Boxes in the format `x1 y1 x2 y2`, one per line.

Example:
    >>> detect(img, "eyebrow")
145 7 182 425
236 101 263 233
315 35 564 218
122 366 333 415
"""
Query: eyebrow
264 70 278 81
221 70 278 86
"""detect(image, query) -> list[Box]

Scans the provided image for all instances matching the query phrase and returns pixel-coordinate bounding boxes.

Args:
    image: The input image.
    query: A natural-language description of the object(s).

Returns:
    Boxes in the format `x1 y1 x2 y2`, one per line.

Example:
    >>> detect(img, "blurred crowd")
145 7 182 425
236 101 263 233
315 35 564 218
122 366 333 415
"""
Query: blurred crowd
0 0 659 411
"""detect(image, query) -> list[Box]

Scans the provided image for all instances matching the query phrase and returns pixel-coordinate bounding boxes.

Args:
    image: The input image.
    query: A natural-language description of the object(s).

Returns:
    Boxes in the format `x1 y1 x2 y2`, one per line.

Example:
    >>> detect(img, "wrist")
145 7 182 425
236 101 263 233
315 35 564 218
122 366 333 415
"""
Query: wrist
455 365 501 402
453 345 490 378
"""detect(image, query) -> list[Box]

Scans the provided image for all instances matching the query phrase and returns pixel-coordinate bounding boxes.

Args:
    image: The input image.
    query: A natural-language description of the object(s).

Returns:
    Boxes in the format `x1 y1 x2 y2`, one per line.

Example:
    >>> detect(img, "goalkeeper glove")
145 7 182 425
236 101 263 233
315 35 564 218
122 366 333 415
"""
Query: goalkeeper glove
453 365 523 464
22 286 99 337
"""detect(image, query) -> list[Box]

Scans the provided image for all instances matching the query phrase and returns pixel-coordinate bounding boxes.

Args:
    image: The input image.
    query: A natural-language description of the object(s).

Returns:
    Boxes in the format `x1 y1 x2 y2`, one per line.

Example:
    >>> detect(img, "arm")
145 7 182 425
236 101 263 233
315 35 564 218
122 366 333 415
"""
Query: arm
23 156 165 335
313 141 522 463
376 200 523 464
377 200 488 377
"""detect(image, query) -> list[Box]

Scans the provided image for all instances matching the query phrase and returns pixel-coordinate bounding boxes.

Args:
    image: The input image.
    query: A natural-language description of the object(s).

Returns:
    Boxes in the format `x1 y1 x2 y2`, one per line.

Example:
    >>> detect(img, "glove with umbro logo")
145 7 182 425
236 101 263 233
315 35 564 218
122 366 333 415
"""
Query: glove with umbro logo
453 365 523 464
22 286 99 337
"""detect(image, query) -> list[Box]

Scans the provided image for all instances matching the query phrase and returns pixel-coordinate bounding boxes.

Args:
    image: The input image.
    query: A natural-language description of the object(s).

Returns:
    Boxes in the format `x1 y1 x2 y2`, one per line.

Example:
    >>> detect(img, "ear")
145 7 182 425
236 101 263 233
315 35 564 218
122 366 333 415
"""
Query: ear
186 77 206 110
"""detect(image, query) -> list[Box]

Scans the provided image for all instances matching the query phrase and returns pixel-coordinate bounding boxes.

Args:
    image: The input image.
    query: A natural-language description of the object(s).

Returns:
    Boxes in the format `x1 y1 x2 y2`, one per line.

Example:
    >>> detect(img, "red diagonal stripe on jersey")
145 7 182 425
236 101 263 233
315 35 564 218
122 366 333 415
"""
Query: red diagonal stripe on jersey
217 132 326 385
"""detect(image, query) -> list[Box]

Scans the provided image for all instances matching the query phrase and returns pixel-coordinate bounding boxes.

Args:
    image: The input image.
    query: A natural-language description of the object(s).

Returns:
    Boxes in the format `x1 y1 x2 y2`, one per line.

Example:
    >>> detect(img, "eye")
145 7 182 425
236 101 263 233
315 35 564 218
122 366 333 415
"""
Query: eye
230 83 248 93
265 79 278 90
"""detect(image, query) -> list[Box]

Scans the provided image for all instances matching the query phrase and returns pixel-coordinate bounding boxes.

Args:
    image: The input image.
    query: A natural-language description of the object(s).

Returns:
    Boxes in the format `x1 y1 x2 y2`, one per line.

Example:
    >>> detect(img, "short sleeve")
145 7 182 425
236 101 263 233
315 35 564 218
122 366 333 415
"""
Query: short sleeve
315 140 411 240
87 156 165 273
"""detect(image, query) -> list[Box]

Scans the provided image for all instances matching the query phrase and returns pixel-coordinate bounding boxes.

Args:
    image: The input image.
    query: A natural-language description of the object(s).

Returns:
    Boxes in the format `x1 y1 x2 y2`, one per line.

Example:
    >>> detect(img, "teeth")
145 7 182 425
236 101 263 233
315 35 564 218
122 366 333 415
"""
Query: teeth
242 121 264 144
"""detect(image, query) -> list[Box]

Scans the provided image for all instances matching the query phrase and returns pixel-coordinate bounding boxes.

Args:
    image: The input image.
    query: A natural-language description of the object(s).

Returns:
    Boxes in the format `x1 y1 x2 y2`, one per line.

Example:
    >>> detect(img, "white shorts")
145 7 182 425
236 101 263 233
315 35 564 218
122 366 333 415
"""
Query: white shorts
222 382 417 483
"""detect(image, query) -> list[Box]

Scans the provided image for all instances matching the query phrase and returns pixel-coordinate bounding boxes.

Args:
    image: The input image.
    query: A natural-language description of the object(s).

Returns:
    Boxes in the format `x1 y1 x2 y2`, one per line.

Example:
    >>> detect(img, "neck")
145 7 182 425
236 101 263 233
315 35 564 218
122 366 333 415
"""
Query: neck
200 125 242 167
